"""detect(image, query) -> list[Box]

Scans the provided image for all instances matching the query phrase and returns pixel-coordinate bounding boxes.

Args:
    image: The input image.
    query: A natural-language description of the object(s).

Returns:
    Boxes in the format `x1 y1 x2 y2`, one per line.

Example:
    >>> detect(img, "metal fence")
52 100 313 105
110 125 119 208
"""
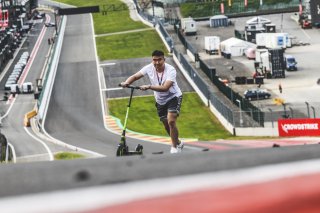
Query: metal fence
131 1 316 128
168 0 300 18
170 28 265 126
177 50 236 125
158 22 174 50
154 3 266 127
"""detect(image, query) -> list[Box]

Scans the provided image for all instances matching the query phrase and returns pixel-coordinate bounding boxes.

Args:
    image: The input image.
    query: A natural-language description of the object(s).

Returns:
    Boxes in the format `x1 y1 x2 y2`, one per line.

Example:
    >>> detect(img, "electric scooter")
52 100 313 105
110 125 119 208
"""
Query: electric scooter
116 84 143 156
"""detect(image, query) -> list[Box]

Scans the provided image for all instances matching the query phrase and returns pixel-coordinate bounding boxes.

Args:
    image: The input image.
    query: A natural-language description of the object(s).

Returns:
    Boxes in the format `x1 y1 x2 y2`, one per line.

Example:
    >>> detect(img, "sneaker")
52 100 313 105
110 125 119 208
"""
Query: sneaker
170 147 179 154
177 140 184 152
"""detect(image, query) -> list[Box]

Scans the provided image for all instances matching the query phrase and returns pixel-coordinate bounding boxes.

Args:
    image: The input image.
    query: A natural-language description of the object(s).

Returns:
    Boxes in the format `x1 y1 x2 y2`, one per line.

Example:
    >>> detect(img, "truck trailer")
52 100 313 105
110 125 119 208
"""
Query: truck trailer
204 36 220 55
256 33 289 49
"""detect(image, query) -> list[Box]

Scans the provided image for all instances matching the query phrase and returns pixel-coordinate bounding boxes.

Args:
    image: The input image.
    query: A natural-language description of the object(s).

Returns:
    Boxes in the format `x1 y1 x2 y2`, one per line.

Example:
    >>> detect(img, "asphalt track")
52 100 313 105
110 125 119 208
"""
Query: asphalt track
43 13 177 156
0 13 72 162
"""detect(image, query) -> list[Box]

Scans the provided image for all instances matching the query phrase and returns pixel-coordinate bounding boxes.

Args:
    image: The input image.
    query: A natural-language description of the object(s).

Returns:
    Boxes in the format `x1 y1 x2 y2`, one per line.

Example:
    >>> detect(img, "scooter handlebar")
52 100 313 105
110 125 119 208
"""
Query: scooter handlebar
118 83 141 89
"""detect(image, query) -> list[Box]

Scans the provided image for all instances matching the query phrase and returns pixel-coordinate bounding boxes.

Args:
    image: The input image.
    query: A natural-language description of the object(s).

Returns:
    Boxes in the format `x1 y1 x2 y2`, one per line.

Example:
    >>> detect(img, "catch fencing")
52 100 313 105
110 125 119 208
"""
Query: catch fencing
136 1 316 128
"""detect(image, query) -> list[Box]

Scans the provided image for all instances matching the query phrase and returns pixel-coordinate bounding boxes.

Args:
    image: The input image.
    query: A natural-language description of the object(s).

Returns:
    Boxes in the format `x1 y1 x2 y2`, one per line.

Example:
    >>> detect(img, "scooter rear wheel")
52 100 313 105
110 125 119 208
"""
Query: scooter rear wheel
135 144 143 155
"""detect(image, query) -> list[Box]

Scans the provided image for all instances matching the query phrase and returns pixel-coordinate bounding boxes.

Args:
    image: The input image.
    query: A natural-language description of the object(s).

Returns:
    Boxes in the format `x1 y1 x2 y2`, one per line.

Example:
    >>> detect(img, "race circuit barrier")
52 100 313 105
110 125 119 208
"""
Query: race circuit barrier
24 109 37 127
278 119 320 137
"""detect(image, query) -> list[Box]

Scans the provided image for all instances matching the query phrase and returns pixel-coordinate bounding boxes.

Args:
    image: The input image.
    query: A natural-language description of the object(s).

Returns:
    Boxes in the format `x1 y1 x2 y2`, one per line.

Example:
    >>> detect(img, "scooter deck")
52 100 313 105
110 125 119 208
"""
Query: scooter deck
152 148 209 155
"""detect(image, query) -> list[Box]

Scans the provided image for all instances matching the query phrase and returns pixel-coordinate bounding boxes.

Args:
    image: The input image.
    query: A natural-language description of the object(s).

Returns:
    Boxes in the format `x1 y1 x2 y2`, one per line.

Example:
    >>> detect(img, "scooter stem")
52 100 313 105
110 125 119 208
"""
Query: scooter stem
122 87 135 134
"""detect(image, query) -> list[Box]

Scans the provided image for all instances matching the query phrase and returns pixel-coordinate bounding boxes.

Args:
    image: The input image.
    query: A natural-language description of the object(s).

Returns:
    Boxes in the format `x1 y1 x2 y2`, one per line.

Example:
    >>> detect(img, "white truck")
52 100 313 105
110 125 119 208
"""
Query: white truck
255 48 268 63
260 51 270 72
256 33 289 49
181 17 197 36
204 36 220 55
256 48 285 78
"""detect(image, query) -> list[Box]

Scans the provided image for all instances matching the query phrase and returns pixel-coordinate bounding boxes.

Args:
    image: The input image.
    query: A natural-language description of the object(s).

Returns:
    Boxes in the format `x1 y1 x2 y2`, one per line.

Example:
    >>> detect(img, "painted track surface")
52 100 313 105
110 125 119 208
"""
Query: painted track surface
89 172 320 213
2 152 320 212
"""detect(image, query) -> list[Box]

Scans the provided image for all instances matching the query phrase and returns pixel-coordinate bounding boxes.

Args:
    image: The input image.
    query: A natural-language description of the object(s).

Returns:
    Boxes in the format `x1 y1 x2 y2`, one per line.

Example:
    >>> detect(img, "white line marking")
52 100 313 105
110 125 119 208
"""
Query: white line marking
100 63 116 66
301 28 311 40
24 127 54 161
7 143 16 163
102 87 123 91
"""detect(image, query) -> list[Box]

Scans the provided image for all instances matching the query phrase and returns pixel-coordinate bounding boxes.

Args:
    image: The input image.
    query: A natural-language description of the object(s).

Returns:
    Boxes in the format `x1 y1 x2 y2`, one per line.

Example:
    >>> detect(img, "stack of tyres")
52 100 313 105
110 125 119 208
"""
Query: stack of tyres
235 76 247 85
268 48 285 78
255 76 264 84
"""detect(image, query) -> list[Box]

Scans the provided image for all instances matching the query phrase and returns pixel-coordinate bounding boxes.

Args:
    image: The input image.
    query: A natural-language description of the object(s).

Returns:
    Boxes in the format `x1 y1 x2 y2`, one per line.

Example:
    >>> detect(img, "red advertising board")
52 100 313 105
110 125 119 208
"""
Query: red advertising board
278 119 320 137
0 9 9 28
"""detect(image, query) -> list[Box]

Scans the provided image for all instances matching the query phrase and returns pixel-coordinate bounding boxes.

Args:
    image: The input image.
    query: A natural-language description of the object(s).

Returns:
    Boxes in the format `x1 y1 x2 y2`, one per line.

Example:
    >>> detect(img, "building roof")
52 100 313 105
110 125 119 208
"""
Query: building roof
220 37 256 48
246 16 271 25
210 15 228 20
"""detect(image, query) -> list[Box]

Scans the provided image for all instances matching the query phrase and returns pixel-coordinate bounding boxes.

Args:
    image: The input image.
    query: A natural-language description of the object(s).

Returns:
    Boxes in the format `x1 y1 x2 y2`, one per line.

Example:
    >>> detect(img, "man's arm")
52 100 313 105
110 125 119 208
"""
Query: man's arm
120 72 144 87
140 80 173 92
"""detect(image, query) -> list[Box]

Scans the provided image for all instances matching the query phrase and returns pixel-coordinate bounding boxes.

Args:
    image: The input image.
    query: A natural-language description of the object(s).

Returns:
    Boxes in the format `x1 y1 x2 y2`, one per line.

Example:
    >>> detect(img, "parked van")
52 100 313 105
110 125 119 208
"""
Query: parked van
8 76 18 82
12 70 22 75
4 80 16 90
10 73 20 79
10 84 20 94
21 82 34 93
13 67 22 72
181 17 197 36
9 82 33 94
21 51 29 60
284 55 297 71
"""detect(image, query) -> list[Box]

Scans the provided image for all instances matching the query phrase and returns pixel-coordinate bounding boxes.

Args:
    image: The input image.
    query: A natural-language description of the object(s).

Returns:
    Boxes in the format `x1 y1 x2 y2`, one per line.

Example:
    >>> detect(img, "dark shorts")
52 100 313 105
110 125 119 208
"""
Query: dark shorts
156 96 183 121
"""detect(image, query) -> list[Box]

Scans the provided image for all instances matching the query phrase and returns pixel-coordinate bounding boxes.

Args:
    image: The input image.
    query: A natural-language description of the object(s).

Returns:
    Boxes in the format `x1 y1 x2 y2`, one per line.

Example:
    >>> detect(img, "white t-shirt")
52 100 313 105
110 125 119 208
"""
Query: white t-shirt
139 63 182 105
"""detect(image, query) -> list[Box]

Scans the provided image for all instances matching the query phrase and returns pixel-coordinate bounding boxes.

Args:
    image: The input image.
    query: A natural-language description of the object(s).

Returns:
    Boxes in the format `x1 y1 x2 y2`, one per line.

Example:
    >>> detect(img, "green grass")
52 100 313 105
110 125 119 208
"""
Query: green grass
54 0 148 34
54 152 85 160
108 92 233 141
96 30 167 60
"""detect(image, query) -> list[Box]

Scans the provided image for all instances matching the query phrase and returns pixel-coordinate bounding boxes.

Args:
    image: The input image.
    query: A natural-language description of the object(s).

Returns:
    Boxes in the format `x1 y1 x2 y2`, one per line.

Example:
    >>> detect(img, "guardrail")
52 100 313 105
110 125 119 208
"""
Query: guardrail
37 15 67 123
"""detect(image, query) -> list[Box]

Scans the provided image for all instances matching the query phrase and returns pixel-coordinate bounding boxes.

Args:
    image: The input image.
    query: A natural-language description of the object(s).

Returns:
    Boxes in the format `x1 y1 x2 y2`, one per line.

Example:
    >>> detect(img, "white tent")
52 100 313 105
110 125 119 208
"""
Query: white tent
246 16 271 27
220 37 256 57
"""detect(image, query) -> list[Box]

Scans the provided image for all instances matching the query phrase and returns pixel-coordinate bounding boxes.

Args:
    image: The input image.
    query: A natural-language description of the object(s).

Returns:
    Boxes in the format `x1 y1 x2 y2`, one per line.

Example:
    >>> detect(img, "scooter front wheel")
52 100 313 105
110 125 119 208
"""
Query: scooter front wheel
116 144 128 156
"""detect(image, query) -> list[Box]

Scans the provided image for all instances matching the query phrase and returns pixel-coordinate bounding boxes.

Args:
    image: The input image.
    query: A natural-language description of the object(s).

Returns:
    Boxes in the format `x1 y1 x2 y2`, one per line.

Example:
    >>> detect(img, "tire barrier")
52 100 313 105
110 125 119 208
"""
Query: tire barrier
24 109 37 127
0 133 7 162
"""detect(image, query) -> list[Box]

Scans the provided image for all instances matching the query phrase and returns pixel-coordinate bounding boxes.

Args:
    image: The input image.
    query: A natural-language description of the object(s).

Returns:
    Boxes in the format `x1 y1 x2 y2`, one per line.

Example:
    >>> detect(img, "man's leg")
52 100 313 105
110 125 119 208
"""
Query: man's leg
162 119 170 136
167 112 179 148
157 96 182 152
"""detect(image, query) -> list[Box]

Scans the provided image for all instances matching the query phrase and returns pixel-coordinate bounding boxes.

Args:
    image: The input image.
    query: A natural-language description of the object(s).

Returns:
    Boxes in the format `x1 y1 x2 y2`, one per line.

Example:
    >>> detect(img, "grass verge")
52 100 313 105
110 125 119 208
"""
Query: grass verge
108 92 234 141
96 30 167 60
54 0 148 34
54 152 85 160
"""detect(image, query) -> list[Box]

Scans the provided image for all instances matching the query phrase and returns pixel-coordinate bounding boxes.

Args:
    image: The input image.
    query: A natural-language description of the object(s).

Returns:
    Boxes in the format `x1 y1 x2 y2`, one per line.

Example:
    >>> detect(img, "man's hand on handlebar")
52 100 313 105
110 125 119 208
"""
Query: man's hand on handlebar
119 82 129 88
